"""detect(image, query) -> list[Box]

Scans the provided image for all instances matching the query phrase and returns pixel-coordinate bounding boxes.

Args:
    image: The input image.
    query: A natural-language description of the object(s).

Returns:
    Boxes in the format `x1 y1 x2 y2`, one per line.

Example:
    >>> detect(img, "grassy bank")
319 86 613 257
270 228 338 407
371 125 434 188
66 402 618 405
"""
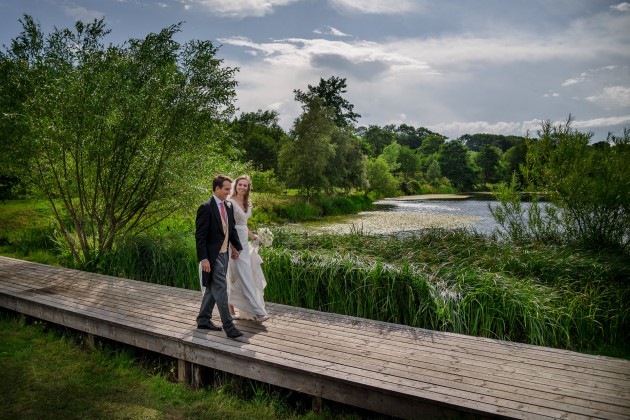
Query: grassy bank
0 310 377 419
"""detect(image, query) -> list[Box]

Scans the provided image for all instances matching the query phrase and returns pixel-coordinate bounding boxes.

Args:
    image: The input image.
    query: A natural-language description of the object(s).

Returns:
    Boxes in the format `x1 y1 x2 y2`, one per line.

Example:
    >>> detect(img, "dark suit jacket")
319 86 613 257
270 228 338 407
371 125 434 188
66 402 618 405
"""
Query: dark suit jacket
195 197 243 287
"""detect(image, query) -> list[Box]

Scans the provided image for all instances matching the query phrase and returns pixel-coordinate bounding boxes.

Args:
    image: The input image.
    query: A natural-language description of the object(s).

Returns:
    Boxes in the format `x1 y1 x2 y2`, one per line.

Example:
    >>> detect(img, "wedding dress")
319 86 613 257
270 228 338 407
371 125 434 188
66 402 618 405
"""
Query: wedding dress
227 199 268 320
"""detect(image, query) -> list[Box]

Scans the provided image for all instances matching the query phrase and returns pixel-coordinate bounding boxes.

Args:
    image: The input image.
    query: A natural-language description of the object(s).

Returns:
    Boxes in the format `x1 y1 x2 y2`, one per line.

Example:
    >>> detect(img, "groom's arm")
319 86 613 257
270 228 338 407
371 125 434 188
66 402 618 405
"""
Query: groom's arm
195 203 211 262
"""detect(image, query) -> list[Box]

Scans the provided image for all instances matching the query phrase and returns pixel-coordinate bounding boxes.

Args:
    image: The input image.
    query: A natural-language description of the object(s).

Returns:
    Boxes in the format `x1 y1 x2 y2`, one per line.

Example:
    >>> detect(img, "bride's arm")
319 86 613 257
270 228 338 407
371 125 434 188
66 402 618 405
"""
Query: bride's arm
247 228 258 241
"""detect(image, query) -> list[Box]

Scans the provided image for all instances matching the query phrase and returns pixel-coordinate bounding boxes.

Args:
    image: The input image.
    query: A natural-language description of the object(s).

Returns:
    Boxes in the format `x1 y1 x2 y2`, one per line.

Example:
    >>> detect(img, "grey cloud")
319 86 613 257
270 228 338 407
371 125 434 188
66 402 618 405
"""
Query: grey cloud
310 53 390 81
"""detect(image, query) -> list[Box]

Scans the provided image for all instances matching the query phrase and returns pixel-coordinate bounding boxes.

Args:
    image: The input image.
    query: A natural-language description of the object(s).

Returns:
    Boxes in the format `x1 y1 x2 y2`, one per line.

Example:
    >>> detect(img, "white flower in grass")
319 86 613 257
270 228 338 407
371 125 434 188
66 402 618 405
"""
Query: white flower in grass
257 228 274 247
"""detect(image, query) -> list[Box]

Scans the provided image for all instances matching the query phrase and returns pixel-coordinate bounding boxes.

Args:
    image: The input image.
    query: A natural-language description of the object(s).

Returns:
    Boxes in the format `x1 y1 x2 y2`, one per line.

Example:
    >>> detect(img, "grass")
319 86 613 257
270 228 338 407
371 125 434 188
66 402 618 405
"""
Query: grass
0 310 383 419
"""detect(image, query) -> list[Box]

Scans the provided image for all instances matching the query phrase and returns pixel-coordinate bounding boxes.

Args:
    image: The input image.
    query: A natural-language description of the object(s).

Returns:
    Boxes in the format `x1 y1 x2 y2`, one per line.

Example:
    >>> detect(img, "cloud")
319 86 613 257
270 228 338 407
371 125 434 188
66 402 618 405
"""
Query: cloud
586 86 630 107
190 0 298 18
328 0 423 15
611 2 630 12
421 115 630 139
220 3 630 140
562 74 587 86
572 115 630 129
218 36 435 79
310 53 390 80
425 121 526 139
63 6 105 22
313 26 350 37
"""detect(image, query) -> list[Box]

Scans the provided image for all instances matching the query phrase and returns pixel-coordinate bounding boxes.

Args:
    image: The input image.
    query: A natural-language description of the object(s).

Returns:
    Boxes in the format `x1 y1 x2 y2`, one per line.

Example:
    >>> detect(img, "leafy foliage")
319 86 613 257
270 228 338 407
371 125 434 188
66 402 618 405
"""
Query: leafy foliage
365 157 398 198
491 117 630 252
438 140 477 191
279 97 336 198
0 15 239 265
231 110 288 171
293 76 360 128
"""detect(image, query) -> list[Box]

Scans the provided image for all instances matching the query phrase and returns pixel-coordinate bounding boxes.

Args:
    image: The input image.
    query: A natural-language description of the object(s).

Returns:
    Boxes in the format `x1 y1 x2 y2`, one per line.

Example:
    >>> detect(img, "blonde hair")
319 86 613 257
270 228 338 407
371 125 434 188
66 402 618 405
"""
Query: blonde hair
231 175 252 211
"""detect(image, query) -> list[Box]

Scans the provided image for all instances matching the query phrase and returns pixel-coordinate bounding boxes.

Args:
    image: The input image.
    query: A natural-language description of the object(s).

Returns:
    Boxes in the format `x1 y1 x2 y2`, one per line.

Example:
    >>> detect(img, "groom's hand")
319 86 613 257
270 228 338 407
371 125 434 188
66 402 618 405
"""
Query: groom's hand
231 249 240 259
201 260 211 272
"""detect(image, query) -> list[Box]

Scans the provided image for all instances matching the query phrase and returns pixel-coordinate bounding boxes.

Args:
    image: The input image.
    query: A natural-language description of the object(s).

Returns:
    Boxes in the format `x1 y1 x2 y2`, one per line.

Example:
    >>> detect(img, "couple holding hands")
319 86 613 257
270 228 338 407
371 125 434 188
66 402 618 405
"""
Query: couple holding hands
195 174 269 339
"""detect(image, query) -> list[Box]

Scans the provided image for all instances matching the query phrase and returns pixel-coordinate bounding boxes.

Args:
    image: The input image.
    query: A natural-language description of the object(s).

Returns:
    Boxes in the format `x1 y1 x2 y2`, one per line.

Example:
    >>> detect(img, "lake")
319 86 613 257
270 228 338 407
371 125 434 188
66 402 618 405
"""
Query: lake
313 195 511 235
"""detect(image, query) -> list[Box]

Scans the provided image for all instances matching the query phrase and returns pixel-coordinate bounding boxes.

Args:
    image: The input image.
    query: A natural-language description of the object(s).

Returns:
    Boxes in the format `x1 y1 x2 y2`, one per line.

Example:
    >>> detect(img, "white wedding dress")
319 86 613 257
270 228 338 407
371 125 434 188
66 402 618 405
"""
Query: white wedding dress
227 199 268 320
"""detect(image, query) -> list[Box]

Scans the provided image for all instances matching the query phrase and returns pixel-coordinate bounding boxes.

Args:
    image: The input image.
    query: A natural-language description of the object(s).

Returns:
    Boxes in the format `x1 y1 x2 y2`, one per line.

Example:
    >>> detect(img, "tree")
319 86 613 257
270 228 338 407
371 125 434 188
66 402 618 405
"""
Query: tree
502 139 528 184
398 146 419 179
294 76 360 128
438 140 476 191
379 142 401 173
475 145 503 184
325 128 367 192
232 110 287 171
360 124 396 157
426 159 442 189
0 16 239 265
365 157 398 198
418 134 446 156
522 118 630 250
460 133 524 152
278 96 336 199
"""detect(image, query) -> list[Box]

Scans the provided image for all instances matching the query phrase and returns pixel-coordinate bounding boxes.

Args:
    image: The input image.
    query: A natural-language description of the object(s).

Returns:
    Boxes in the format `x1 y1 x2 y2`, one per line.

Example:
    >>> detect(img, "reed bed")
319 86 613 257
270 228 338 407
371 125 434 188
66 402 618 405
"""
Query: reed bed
262 227 629 354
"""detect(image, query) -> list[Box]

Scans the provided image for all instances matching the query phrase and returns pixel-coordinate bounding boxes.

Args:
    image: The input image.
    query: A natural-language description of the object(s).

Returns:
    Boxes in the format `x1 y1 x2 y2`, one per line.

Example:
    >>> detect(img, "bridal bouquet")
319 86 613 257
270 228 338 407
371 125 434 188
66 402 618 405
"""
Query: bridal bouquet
257 228 274 247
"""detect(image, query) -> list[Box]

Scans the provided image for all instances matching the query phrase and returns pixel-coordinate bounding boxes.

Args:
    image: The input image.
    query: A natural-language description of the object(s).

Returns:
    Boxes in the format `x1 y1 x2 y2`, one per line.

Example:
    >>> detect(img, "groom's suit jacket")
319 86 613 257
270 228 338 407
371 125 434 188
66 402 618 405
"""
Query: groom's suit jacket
195 197 243 287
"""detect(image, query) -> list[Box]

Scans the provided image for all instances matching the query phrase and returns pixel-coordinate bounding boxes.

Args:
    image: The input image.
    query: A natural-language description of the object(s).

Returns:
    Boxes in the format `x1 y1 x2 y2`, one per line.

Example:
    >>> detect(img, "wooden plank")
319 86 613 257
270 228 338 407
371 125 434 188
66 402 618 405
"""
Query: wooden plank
1 256 629 420
1 272 630 414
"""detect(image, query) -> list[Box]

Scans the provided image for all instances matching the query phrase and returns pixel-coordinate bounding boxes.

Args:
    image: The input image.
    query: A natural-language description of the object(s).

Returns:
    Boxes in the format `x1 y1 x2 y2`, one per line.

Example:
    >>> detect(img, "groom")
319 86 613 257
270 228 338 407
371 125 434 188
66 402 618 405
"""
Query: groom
196 175 244 338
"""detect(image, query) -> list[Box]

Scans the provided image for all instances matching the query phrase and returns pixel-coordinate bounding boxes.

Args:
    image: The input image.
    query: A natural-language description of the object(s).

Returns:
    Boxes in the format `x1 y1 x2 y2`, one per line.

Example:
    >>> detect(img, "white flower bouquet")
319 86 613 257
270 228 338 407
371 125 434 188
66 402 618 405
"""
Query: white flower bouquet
256 228 274 247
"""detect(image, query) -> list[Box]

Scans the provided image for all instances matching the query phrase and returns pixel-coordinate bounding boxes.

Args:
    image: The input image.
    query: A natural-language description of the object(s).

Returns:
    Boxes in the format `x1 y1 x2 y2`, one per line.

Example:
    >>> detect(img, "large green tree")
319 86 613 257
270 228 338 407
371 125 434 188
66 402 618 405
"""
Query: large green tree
278 96 336 199
293 76 360 128
475 144 503 184
438 140 476 191
325 128 367 192
365 157 398 198
418 133 447 156
0 16 239 264
398 146 420 179
231 109 287 171
360 125 396 157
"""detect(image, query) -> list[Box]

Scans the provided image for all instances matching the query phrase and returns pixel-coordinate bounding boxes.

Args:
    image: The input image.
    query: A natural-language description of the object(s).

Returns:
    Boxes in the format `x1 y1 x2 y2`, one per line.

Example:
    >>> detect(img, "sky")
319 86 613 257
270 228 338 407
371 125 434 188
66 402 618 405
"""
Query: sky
1 0 629 141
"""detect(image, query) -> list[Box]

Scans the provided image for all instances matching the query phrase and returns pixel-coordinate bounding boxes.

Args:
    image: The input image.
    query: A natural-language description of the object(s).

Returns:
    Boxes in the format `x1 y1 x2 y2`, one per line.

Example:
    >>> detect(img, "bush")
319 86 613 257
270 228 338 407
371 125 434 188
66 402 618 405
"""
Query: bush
519 118 630 251
316 194 372 216
251 170 284 194
276 201 320 221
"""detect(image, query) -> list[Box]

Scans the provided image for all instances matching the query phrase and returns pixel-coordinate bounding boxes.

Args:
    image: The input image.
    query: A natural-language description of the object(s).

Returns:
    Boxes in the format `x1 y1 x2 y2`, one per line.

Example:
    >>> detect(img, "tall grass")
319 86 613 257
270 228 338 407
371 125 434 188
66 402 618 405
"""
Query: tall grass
263 228 630 354
97 221 199 289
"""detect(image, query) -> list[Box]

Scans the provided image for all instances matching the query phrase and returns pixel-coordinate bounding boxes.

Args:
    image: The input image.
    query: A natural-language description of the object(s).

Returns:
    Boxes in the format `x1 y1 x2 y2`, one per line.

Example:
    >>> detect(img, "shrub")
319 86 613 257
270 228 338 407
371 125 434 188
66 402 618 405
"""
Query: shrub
515 118 630 251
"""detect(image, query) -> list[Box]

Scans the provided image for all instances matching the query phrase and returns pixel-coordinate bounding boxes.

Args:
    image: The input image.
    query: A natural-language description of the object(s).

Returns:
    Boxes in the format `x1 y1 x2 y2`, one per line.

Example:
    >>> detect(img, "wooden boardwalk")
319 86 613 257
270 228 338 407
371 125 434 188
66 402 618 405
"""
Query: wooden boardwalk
0 255 629 419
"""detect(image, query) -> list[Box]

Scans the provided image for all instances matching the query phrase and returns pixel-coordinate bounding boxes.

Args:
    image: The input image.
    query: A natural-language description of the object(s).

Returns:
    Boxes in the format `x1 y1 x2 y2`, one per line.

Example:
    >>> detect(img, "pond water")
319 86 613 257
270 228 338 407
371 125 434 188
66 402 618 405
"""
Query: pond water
312 195 518 236
374 198 502 235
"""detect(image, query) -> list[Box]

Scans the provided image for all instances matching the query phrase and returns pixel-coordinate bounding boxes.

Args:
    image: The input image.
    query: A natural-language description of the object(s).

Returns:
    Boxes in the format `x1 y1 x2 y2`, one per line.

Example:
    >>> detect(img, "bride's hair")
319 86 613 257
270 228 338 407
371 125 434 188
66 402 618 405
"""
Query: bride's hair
231 175 252 211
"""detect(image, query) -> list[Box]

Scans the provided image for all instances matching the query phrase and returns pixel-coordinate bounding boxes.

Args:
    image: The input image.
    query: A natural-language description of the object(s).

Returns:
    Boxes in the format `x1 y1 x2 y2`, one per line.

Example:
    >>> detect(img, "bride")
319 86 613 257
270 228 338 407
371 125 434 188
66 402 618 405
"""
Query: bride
227 175 269 323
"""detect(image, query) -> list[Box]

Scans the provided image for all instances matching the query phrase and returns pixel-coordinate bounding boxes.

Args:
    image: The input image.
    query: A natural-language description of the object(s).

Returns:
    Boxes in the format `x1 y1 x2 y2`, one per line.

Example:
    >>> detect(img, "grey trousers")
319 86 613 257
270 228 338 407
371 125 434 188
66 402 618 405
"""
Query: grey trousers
196 252 233 328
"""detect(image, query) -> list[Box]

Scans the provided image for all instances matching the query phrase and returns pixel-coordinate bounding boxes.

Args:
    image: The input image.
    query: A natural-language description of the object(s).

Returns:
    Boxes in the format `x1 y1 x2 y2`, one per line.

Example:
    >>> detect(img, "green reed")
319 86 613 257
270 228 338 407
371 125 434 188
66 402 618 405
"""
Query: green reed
262 228 629 355
96 226 199 289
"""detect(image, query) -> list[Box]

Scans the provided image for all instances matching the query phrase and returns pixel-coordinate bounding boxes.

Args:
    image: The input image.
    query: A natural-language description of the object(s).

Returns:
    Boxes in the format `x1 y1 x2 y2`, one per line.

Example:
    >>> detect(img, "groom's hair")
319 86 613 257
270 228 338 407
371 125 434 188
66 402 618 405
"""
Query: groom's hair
213 175 233 191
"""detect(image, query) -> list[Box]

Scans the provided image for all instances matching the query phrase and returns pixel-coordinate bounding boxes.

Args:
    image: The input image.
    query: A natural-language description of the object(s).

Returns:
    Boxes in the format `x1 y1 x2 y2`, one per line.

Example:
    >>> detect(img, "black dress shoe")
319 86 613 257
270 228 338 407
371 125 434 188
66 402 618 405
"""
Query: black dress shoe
197 322 222 331
225 327 244 338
